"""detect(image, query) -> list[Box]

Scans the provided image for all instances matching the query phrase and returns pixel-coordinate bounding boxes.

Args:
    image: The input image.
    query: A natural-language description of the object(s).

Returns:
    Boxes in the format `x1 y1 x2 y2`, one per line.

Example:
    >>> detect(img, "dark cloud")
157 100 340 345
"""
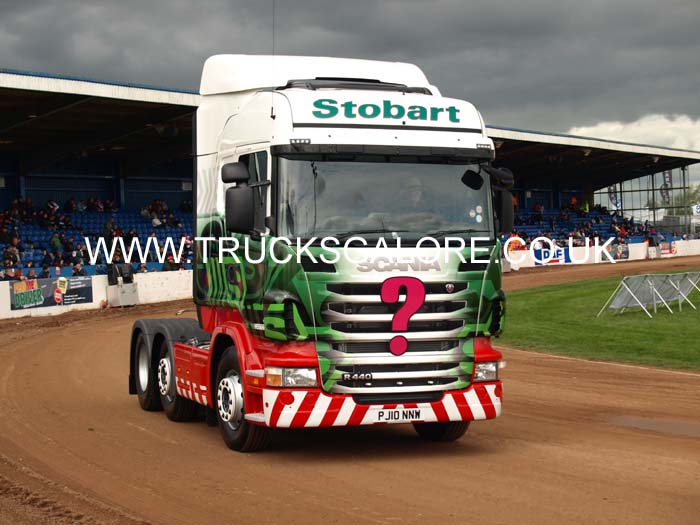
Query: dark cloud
0 0 698 133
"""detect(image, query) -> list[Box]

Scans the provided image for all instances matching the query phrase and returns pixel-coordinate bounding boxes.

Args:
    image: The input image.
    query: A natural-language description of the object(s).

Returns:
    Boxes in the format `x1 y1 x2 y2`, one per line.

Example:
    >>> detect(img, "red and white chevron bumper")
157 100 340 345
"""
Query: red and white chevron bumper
260 383 502 428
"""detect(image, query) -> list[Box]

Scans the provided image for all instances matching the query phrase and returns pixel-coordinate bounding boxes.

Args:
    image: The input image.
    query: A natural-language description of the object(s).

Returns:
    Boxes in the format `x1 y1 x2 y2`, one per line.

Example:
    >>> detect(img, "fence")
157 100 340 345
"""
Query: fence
0 270 192 319
598 272 700 318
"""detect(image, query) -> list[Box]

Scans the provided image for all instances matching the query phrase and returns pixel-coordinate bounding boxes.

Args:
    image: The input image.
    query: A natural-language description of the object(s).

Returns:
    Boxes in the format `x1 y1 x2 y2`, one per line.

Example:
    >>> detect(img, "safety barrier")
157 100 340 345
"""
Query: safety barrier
3 240 700 318
508 239 700 271
0 270 192 319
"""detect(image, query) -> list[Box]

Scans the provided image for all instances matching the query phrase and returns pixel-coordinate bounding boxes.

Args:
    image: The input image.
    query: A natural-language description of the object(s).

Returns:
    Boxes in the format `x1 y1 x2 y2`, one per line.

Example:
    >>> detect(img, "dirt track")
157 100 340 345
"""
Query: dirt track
504 255 700 291
1 257 699 524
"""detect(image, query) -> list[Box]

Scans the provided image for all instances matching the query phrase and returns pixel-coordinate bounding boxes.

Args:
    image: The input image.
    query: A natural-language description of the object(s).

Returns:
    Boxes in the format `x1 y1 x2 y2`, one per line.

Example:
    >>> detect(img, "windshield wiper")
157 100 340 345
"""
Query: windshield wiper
424 228 486 239
333 229 411 241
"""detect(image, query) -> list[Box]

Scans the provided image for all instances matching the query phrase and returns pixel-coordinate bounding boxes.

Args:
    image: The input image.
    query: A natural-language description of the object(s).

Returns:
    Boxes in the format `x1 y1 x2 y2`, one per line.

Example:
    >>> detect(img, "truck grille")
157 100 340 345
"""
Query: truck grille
320 282 472 395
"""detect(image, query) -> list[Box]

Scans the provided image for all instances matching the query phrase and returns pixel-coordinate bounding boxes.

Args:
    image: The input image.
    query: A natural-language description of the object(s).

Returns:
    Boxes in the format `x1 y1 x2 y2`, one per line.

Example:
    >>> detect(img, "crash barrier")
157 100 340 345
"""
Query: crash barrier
597 272 700 318
508 239 700 271
0 270 193 319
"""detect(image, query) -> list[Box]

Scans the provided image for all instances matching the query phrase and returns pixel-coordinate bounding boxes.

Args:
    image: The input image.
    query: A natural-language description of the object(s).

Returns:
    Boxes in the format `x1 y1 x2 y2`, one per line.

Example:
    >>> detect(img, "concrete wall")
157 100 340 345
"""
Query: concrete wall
3 242 700 319
506 240 700 271
0 270 193 320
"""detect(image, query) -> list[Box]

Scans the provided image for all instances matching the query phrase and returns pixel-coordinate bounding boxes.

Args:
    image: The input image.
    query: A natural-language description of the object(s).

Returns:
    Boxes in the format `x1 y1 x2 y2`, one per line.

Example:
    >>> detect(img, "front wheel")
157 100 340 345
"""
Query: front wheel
215 347 270 452
413 421 470 442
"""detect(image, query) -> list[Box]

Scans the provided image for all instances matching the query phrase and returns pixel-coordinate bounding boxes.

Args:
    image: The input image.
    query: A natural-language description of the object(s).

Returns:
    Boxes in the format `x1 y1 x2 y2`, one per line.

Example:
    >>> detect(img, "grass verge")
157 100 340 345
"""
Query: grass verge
498 273 700 371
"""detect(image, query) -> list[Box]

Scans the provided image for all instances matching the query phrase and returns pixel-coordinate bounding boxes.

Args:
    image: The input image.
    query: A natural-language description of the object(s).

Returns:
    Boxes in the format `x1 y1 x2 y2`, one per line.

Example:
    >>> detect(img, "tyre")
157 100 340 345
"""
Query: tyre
215 346 270 452
134 332 161 411
413 421 470 442
158 340 197 422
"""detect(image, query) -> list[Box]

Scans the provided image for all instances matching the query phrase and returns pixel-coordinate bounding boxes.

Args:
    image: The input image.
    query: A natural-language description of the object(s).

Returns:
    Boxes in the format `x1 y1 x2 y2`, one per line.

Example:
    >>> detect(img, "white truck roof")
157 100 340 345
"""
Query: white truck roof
200 55 434 95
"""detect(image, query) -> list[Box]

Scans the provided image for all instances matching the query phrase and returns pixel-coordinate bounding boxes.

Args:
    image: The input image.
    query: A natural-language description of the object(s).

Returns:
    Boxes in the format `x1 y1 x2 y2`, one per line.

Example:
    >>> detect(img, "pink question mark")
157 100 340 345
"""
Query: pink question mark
380 277 426 356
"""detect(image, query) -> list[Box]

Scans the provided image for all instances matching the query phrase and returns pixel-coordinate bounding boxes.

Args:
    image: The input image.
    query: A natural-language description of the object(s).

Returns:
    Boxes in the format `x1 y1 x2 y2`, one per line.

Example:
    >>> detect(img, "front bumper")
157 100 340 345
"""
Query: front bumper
258 382 502 428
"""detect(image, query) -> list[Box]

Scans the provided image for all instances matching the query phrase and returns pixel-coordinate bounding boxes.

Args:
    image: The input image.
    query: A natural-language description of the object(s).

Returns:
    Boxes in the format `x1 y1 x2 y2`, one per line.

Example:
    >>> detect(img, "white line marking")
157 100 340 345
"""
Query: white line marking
276 392 306 428
305 395 332 427
465 390 486 419
417 402 436 422
484 384 502 416
442 394 462 421
332 397 356 426
262 390 280 426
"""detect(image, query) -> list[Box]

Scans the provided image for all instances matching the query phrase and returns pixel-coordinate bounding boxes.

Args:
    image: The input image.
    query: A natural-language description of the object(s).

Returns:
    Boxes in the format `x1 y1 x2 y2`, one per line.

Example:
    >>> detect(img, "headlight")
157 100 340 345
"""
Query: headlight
265 367 318 388
474 362 499 382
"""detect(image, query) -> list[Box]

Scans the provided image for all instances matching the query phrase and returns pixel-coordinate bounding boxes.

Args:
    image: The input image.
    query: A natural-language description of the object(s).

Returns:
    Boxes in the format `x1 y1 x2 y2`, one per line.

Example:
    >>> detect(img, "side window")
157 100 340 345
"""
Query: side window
238 151 268 232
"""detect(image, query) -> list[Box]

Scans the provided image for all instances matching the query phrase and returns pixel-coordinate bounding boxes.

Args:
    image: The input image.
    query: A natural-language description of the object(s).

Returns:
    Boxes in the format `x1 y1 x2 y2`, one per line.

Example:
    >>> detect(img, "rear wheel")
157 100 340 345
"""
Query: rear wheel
134 333 161 411
158 340 197 422
413 421 470 442
215 347 270 452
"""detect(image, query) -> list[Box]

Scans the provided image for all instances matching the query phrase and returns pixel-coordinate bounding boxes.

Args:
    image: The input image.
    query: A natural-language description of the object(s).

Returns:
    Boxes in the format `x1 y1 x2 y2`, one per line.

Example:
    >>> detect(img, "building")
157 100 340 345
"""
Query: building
1 67 699 232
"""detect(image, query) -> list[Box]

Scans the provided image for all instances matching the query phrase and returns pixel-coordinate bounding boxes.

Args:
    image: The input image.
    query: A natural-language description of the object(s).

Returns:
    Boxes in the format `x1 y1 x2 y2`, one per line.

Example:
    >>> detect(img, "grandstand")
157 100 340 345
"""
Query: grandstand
5 208 194 276
1 67 700 276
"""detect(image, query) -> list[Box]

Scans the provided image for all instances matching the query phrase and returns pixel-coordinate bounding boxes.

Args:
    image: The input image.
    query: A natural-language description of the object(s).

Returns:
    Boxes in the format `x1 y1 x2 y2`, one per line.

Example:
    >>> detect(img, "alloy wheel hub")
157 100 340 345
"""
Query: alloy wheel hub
158 358 171 396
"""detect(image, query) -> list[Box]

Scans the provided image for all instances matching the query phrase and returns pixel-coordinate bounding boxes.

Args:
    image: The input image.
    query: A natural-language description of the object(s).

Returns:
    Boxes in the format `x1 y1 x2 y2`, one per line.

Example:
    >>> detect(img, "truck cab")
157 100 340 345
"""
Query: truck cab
129 55 513 452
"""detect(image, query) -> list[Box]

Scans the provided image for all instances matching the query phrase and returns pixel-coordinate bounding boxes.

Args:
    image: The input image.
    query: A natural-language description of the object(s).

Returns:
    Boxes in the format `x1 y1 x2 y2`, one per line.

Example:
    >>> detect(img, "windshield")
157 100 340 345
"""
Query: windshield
277 155 493 240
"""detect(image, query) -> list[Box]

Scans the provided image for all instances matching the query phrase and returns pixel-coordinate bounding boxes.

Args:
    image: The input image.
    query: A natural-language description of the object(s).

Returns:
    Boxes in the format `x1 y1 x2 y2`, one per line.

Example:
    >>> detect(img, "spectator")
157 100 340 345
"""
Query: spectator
38 249 51 267
23 241 36 261
63 236 75 253
50 232 62 252
38 265 51 279
1 267 18 281
135 262 149 273
151 212 164 228
75 243 90 264
124 229 137 248
2 245 20 266
161 254 182 272
102 218 114 240
0 226 10 244
14 265 27 281
106 253 133 284
72 263 87 277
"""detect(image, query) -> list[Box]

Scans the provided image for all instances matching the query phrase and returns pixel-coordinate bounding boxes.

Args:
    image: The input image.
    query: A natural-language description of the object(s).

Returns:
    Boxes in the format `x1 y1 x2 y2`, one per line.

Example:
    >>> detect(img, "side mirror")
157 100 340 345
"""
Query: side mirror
223 161 255 234
484 166 514 190
225 186 254 234
461 169 484 190
221 162 250 184
495 189 515 235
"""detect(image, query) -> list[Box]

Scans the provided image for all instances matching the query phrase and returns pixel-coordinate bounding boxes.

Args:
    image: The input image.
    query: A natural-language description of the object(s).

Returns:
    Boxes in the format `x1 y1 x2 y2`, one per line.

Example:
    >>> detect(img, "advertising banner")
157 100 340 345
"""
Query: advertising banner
10 276 93 310
534 247 572 265
604 244 630 262
660 242 677 256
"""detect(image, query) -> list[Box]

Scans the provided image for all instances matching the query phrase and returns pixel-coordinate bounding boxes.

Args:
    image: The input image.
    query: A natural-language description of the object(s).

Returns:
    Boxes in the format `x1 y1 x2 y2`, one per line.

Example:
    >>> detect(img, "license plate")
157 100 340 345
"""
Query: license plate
372 407 423 423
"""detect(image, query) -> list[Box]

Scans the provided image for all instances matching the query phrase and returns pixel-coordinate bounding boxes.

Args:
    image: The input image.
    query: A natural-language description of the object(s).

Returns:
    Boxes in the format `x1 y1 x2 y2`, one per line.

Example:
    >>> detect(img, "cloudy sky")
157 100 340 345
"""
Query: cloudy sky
1 0 698 154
